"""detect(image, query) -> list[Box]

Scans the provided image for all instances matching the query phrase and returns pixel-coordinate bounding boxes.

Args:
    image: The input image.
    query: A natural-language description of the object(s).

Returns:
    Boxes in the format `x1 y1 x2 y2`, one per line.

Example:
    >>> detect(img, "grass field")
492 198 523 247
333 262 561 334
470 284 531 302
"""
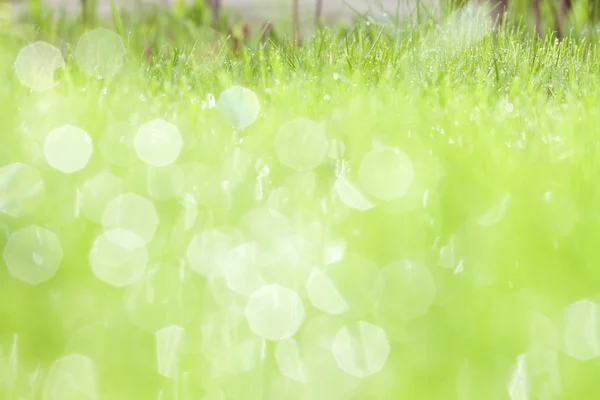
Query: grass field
2 1 600 399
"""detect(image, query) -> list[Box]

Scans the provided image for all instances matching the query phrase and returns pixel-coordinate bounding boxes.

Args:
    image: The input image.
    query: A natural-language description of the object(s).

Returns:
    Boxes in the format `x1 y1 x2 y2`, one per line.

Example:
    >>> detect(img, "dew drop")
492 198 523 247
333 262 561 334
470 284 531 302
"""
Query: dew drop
335 177 374 211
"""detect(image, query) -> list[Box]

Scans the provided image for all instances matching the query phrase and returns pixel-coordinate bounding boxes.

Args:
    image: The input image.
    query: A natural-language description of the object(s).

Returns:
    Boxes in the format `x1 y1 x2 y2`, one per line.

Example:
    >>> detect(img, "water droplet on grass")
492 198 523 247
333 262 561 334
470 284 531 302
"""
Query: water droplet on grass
0 163 44 218
80 172 124 223
74 28 126 79
331 321 390 378
358 147 414 201
306 268 348 315
43 353 96 400
562 299 600 360
3 225 62 284
134 119 183 167
155 325 184 379
375 259 436 321
245 284 305 341
14 42 64 91
275 338 309 383
44 125 93 174
274 118 328 172
217 86 260 129
101 193 159 244
89 229 148 287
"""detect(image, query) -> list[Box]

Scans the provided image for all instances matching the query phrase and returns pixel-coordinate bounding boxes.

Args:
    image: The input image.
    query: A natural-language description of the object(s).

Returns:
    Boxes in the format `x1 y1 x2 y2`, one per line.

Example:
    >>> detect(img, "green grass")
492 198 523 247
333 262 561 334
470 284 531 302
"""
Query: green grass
2 1 600 399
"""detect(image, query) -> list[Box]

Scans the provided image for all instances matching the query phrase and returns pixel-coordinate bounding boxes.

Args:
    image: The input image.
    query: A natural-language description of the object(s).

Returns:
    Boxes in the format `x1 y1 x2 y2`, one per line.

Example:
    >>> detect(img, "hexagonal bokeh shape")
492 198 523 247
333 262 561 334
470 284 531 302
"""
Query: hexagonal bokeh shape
331 320 390 378
358 147 414 201
245 284 305 341
375 259 436 321
0 163 45 218
3 225 62 284
79 171 124 223
74 28 126 79
217 86 260 129
43 353 97 400
101 193 159 244
274 118 328 172
44 124 93 174
134 119 183 167
89 228 148 287
14 41 65 91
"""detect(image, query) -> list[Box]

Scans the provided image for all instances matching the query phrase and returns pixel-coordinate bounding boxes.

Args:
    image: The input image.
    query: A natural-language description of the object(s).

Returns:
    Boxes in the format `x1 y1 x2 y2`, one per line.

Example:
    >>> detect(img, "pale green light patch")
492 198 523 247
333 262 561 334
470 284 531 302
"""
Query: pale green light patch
124 262 199 332
217 86 260 129
438 236 463 271
101 193 159 244
201 307 265 373
245 284 305 341
331 321 390 378
275 338 309 383
0 163 44 218
323 240 346 265
3 225 62 284
134 119 183 167
335 177 374 211
306 268 348 315
14 41 64 91
561 299 600 360
274 118 328 172
44 125 93 174
99 121 137 167
223 242 267 296
146 164 184 201
375 259 436 321
42 353 96 400
89 228 148 287
478 193 511 227
186 229 239 277
155 325 184 379
358 147 414 201
324 253 379 317
507 353 527 400
80 171 124 223
179 193 198 231
74 28 126 79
